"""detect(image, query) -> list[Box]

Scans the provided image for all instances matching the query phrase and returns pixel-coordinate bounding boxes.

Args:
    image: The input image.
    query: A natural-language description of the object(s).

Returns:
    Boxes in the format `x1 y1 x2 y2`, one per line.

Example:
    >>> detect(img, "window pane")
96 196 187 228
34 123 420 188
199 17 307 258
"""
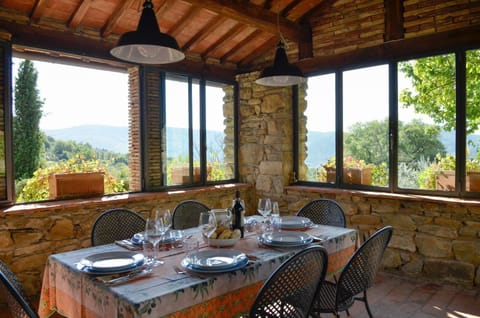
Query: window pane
398 54 455 191
12 58 129 202
343 65 389 187
300 74 335 182
165 76 200 185
206 81 234 181
466 49 480 192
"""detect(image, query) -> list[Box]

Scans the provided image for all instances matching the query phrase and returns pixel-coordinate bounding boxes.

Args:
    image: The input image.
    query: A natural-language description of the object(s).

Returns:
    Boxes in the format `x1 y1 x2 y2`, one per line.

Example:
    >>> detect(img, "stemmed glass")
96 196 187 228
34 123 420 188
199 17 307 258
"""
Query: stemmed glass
199 211 217 242
257 198 272 221
144 209 171 266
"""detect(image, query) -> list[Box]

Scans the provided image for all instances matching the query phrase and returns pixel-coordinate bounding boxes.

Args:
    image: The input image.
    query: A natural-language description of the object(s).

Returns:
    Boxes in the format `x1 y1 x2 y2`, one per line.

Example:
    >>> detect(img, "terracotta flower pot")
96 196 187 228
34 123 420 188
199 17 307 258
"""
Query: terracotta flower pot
48 172 104 199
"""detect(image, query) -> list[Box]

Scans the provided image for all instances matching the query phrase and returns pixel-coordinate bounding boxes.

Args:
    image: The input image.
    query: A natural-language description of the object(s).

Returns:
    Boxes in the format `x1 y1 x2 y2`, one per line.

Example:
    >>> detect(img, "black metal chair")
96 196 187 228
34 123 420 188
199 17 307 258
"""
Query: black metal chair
172 200 210 229
296 199 347 227
249 245 328 318
0 260 39 318
91 208 146 246
310 226 393 318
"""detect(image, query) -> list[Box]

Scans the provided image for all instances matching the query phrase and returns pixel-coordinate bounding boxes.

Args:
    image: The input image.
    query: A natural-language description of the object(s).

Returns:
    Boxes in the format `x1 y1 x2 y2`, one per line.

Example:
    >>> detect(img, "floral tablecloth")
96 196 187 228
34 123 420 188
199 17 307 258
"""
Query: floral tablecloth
39 225 357 318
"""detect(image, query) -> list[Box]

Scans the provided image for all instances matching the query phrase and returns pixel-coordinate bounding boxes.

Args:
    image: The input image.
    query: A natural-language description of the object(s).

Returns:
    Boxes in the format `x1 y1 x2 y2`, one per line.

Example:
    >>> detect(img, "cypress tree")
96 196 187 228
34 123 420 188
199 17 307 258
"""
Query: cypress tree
13 60 43 180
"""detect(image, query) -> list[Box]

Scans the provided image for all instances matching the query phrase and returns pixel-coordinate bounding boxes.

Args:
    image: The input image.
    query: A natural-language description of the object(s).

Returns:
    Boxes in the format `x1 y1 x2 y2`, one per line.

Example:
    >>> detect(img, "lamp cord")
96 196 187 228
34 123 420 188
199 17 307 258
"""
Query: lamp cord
276 1 287 47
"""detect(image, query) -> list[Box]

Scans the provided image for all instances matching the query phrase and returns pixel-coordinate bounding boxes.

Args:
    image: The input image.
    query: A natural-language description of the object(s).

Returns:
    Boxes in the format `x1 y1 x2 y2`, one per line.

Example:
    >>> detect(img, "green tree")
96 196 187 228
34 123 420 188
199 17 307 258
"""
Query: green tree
399 51 480 134
13 60 44 179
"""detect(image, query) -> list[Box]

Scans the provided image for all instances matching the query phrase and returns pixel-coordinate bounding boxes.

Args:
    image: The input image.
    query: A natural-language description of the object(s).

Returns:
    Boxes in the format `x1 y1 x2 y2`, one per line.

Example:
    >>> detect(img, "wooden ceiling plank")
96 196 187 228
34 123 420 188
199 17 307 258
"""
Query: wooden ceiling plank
202 22 243 59
68 0 93 29
298 0 335 23
182 15 227 50
170 5 202 37
220 29 263 63
238 35 277 67
30 0 49 23
102 0 137 37
180 0 309 42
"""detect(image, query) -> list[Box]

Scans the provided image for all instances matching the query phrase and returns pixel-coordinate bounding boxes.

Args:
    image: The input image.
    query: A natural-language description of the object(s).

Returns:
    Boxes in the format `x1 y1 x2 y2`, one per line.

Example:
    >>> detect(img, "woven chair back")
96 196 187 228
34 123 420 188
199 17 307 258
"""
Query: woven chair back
172 200 210 229
91 208 146 246
250 246 328 318
297 199 346 227
0 260 39 318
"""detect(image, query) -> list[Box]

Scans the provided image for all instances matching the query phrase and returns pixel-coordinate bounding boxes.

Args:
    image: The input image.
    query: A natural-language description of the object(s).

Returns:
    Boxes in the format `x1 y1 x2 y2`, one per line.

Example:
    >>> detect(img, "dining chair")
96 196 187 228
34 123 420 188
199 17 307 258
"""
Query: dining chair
172 200 210 229
309 226 393 318
91 208 146 246
249 245 328 318
296 199 347 227
0 260 39 318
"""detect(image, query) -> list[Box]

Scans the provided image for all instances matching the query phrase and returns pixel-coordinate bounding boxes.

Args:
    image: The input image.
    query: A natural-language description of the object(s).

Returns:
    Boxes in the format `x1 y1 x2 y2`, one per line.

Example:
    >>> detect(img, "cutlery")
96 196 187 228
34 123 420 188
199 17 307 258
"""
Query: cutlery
100 266 153 285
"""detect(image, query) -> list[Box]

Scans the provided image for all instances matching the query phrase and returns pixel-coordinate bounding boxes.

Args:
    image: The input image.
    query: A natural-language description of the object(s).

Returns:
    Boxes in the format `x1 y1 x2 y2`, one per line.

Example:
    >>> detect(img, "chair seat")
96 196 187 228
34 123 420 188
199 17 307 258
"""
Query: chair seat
313 281 354 314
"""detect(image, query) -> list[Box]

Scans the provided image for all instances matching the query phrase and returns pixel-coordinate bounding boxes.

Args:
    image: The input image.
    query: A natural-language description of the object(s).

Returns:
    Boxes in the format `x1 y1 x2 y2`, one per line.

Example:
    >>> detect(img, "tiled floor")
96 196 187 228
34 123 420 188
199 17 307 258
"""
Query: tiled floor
344 272 480 318
1 271 479 318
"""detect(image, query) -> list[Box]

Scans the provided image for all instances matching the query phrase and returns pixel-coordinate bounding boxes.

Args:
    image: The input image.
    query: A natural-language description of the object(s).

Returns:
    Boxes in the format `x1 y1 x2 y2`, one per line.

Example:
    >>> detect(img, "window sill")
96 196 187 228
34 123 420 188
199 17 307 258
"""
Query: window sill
285 185 480 206
1 183 249 214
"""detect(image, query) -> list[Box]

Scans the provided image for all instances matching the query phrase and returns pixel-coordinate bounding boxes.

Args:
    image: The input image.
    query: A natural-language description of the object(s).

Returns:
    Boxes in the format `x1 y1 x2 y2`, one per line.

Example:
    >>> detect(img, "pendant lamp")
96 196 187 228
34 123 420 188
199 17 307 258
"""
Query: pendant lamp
110 0 185 64
256 4 304 87
255 40 304 86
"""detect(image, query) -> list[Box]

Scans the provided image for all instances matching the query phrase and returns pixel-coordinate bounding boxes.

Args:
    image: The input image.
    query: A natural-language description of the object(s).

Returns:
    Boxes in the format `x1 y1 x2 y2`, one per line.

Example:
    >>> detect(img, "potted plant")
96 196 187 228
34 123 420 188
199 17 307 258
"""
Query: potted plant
323 156 373 185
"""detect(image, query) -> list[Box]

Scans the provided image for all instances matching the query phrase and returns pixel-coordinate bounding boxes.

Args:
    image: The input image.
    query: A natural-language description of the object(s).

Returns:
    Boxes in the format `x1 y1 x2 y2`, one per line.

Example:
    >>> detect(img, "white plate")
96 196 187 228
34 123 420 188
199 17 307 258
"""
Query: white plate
185 249 247 270
260 231 313 247
278 216 312 229
181 256 248 273
79 251 145 273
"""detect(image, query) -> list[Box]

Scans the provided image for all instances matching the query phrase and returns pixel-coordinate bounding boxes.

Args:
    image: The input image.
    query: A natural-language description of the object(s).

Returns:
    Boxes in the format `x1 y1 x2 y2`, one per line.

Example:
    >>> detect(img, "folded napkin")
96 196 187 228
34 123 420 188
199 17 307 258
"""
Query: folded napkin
115 240 142 251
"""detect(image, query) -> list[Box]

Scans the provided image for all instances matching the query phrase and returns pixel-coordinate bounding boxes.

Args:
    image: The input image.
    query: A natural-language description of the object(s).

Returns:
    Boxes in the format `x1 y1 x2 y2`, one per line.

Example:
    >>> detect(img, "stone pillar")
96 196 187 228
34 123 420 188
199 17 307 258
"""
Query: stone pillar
236 71 302 208
128 67 141 191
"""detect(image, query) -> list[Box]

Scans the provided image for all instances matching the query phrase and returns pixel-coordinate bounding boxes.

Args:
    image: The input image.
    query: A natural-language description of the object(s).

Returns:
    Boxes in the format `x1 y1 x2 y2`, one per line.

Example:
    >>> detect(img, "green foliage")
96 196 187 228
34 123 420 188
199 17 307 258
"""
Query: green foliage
13 60 44 179
417 154 480 189
344 120 388 165
371 162 388 187
399 51 480 135
17 155 126 202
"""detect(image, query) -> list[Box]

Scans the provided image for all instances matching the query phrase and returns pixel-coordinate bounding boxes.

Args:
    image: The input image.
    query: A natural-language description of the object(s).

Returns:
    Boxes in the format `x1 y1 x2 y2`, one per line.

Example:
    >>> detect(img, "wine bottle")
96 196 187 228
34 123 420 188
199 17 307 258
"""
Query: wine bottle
232 190 245 238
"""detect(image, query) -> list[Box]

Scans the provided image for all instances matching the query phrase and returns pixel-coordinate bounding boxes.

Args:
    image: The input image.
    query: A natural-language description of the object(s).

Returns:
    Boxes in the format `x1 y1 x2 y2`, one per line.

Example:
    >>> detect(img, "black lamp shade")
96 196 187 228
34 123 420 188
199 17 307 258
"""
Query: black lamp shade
110 1 185 64
256 41 304 86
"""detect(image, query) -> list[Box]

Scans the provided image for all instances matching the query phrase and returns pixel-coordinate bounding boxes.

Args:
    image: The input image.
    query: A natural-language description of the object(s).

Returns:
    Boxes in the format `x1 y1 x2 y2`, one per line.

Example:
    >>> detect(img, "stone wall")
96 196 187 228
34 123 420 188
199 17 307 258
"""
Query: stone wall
284 186 480 289
0 183 252 302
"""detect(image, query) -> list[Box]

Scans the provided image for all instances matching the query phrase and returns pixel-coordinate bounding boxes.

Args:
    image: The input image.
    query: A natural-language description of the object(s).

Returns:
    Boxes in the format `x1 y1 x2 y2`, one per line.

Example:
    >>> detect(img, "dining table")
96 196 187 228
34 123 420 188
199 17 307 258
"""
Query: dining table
38 222 357 318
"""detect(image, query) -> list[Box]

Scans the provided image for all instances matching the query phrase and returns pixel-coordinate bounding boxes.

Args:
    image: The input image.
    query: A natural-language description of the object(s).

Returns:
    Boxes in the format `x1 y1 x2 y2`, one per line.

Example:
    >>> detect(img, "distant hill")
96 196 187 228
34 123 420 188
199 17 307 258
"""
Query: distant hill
44 125 128 153
43 125 225 158
44 125 479 165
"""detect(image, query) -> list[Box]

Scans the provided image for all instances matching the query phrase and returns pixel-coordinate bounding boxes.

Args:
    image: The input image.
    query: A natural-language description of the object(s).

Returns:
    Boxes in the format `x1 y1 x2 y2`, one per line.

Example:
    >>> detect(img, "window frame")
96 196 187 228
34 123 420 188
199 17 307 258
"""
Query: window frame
295 48 479 199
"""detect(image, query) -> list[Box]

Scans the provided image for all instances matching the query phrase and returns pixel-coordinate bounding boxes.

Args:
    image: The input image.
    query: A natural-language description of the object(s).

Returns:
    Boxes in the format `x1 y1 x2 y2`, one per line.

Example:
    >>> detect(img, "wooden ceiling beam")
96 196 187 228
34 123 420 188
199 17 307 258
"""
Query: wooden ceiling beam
69 0 93 29
202 23 243 59
384 0 404 41
181 0 309 42
298 0 335 23
30 0 49 24
182 15 227 51
220 29 263 63
102 0 137 37
238 35 277 68
170 5 202 37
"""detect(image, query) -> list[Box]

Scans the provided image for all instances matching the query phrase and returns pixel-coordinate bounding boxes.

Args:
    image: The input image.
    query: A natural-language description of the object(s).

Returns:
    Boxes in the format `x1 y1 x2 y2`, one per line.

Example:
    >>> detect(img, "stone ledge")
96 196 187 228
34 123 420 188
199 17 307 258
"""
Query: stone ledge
1 183 251 215
285 185 480 206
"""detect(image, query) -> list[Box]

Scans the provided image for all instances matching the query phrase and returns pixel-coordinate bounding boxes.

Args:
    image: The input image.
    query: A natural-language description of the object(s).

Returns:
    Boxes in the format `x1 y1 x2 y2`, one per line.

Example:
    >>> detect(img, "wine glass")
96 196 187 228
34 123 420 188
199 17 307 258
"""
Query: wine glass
199 211 217 242
144 209 171 266
257 198 272 221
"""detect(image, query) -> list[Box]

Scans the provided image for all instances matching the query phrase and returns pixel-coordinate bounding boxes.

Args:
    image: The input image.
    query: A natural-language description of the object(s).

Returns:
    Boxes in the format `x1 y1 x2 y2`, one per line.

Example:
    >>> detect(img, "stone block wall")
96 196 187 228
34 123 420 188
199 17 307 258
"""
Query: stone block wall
284 186 480 289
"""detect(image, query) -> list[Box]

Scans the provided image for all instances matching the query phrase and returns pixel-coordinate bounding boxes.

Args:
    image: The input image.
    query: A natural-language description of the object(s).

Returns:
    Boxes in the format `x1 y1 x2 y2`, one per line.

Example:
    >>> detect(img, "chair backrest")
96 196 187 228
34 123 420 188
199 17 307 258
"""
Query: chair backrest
336 226 393 307
296 199 347 227
0 260 39 318
250 246 328 318
172 200 210 229
91 208 146 246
